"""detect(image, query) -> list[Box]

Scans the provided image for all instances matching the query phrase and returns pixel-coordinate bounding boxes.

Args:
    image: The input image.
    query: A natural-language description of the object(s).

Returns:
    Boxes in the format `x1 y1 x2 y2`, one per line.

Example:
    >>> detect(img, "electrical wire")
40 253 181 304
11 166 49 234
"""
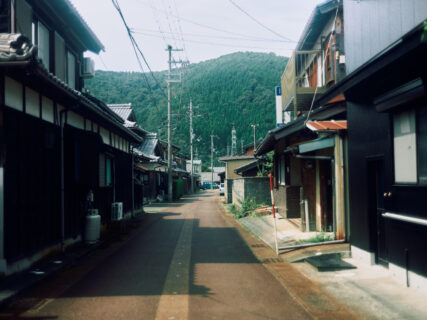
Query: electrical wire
131 27 292 43
132 31 294 50
228 0 294 42
304 0 341 124
134 0 295 43
112 0 167 98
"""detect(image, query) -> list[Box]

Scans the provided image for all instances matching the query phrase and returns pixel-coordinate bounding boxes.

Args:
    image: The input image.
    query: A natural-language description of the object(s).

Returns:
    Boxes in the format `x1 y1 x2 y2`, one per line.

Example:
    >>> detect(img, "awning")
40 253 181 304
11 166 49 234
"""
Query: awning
306 120 347 131
298 136 335 154
234 160 261 174
135 164 149 172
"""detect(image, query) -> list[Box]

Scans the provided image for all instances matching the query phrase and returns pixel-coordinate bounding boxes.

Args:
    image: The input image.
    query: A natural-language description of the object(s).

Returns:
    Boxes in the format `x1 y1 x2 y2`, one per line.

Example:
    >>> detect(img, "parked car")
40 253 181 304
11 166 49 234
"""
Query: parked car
219 183 224 196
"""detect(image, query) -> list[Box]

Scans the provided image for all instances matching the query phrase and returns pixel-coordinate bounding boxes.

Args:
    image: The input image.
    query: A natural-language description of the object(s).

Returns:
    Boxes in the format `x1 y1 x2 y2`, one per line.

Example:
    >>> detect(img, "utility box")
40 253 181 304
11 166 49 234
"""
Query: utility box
111 202 123 221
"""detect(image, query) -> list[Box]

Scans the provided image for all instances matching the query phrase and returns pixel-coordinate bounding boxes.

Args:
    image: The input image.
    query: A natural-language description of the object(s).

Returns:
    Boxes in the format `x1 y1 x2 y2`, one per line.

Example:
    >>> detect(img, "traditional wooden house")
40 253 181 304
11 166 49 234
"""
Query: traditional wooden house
317 0 427 290
256 0 348 237
108 103 149 210
0 0 141 275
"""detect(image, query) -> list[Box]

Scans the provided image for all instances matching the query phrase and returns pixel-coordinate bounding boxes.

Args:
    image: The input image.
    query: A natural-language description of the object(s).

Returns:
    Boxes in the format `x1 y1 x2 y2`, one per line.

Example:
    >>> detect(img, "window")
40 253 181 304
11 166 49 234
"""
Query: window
99 153 113 187
67 51 76 89
54 32 66 81
418 108 427 183
393 107 427 184
277 154 286 185
37 21 50 70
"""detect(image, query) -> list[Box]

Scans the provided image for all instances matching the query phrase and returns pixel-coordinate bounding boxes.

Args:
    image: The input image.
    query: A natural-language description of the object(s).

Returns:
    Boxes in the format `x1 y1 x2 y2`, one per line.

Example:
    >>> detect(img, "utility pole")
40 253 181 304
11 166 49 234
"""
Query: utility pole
211 134 214 189
251 124 257 150
166 45 183 201
241 139 244 154
231 126 237 156
189 99 194 193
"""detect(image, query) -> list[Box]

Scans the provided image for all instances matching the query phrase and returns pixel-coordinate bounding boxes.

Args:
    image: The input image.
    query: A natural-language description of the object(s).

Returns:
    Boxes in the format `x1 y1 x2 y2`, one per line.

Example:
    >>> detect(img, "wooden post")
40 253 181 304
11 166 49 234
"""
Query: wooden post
315 159 322 231
334 135 345 240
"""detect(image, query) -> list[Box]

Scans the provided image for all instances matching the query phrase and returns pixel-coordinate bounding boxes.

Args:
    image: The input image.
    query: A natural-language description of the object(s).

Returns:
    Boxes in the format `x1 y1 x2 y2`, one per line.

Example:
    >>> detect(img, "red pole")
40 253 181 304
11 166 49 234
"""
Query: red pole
269 173 276 219
269 173 279 255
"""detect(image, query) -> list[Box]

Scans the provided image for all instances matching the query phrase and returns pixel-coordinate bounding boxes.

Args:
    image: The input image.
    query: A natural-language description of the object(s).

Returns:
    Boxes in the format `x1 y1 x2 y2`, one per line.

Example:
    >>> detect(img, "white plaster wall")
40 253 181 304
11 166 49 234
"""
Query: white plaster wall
41 96 54 123
5 77 23 111
100 127 110 145
67 111 85 130
25 87 39 118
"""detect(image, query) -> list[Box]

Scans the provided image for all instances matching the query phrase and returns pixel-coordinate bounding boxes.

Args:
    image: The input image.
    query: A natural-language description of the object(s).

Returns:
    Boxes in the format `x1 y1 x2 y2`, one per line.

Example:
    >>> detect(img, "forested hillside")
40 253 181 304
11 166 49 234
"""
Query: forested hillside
85 52 288 165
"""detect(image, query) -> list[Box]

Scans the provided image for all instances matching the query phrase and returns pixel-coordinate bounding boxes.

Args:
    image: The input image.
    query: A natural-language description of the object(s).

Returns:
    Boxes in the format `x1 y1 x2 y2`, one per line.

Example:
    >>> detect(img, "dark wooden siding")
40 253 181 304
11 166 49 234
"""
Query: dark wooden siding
0 0 11 33
347 99 427 277
4 108 61 261
16 0 32 40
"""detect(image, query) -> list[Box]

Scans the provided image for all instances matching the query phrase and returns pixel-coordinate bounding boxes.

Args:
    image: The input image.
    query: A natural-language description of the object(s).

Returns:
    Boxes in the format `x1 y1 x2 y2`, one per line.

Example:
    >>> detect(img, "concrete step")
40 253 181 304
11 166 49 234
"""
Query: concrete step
305 253 357 272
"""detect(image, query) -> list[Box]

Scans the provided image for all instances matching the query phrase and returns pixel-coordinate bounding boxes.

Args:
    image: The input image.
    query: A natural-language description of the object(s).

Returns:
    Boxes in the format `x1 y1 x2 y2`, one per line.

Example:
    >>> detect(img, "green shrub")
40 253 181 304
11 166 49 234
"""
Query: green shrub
297 232 334 244
232 198 265 219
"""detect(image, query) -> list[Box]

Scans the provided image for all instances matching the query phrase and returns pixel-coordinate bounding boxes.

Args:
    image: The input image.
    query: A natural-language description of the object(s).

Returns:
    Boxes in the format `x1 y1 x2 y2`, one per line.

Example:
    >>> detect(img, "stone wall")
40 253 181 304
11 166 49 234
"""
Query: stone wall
232 177 271 208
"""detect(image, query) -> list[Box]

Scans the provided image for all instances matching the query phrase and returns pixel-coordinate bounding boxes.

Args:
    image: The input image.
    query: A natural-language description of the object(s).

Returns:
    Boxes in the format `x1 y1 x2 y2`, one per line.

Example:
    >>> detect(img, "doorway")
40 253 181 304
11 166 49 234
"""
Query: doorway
367 159 388 266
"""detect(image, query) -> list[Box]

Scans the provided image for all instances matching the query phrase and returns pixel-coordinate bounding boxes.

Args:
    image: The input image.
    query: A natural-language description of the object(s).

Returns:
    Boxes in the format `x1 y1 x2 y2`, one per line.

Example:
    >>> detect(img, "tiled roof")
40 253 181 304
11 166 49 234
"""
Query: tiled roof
137 134 159 158
30 0 104 53
0 33 141 143
0 33 35 61
108 104 134 121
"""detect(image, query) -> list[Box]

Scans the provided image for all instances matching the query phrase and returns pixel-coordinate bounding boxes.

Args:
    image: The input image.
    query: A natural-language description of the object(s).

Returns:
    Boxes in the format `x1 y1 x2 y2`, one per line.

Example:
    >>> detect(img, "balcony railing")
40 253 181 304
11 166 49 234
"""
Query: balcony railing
281 50 331 115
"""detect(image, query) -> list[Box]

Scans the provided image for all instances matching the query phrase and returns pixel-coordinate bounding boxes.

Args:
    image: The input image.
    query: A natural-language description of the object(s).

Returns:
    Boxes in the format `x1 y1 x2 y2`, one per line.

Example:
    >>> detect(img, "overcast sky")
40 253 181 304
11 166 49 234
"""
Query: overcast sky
71 0 323 72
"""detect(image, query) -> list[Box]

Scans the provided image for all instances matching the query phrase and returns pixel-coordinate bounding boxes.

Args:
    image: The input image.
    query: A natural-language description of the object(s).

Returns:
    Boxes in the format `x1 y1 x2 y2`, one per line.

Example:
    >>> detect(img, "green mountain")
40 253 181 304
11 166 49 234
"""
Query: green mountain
85 52 288 165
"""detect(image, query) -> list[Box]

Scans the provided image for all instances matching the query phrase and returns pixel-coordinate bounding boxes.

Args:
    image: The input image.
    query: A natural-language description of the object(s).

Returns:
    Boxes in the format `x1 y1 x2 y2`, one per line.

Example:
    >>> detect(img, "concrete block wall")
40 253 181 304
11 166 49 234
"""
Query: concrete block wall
225 179 233 204
232 179 245 207
232 177 271 208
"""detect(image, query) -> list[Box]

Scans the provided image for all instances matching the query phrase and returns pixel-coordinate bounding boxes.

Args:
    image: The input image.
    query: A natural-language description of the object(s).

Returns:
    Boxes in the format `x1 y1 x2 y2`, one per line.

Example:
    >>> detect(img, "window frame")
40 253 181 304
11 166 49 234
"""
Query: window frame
393 106 427 186
66 49 77 89
99 153 114 187
35 19 51 71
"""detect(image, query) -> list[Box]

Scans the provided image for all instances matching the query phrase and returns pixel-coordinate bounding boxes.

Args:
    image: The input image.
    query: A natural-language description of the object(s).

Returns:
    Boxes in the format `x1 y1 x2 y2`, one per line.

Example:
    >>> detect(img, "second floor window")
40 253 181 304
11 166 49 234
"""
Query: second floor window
37 21 50 70
393 107 427 184
67 51 76 89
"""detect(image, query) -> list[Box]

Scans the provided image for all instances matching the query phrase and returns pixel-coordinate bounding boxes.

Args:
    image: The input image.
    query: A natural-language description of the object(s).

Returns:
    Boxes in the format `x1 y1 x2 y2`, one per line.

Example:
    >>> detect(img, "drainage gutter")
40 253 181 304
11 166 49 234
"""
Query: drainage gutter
278 239 346 251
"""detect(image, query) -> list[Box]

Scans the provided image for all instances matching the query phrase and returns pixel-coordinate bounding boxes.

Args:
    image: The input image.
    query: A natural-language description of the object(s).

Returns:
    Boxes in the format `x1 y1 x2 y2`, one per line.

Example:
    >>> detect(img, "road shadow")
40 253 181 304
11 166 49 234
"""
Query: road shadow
0 206 262 318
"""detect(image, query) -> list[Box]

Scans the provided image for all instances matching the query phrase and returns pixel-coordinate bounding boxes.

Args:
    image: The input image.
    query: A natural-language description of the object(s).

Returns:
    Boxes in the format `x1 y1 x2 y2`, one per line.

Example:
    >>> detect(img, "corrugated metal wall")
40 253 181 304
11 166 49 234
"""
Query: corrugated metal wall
344 0 427 73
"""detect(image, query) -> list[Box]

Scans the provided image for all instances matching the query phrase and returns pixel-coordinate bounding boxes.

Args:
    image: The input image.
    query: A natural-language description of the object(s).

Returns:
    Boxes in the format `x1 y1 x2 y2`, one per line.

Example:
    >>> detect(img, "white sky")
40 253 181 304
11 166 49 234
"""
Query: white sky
71 0 324 72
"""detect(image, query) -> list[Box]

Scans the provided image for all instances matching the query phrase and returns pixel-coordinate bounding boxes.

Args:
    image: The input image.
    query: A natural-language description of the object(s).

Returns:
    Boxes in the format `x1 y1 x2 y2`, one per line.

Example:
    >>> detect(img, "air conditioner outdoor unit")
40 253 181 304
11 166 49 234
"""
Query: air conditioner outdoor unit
81 57 95 79
111 202 123 221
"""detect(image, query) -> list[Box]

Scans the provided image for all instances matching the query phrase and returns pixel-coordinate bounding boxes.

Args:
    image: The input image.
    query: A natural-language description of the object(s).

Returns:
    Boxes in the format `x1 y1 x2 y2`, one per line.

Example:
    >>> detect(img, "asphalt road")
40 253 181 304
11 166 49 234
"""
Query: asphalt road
1 192 312 320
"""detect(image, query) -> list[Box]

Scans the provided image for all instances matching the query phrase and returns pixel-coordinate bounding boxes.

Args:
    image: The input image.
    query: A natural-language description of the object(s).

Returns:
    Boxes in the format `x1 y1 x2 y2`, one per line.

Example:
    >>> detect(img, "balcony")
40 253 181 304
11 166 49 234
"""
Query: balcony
281 50 332 115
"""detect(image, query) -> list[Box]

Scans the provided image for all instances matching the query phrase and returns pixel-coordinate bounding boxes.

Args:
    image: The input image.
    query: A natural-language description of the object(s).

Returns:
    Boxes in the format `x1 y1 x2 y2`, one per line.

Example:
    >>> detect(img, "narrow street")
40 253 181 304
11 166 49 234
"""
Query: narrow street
0 192 316 320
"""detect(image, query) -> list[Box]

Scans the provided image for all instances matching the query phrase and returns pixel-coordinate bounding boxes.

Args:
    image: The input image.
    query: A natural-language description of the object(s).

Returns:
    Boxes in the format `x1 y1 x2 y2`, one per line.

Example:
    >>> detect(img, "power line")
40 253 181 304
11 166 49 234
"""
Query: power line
132 31 294 50
112 0 167 98
134 0 295 43
228 0 294 42
131 27 292 43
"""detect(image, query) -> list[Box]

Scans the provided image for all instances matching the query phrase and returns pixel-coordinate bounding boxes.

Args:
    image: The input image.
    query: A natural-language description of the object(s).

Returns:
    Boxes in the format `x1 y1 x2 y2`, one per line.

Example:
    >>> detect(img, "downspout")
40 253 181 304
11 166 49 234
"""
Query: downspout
131 145 134 218
10 0 15 33
59 109 68 252
112 157 116 203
